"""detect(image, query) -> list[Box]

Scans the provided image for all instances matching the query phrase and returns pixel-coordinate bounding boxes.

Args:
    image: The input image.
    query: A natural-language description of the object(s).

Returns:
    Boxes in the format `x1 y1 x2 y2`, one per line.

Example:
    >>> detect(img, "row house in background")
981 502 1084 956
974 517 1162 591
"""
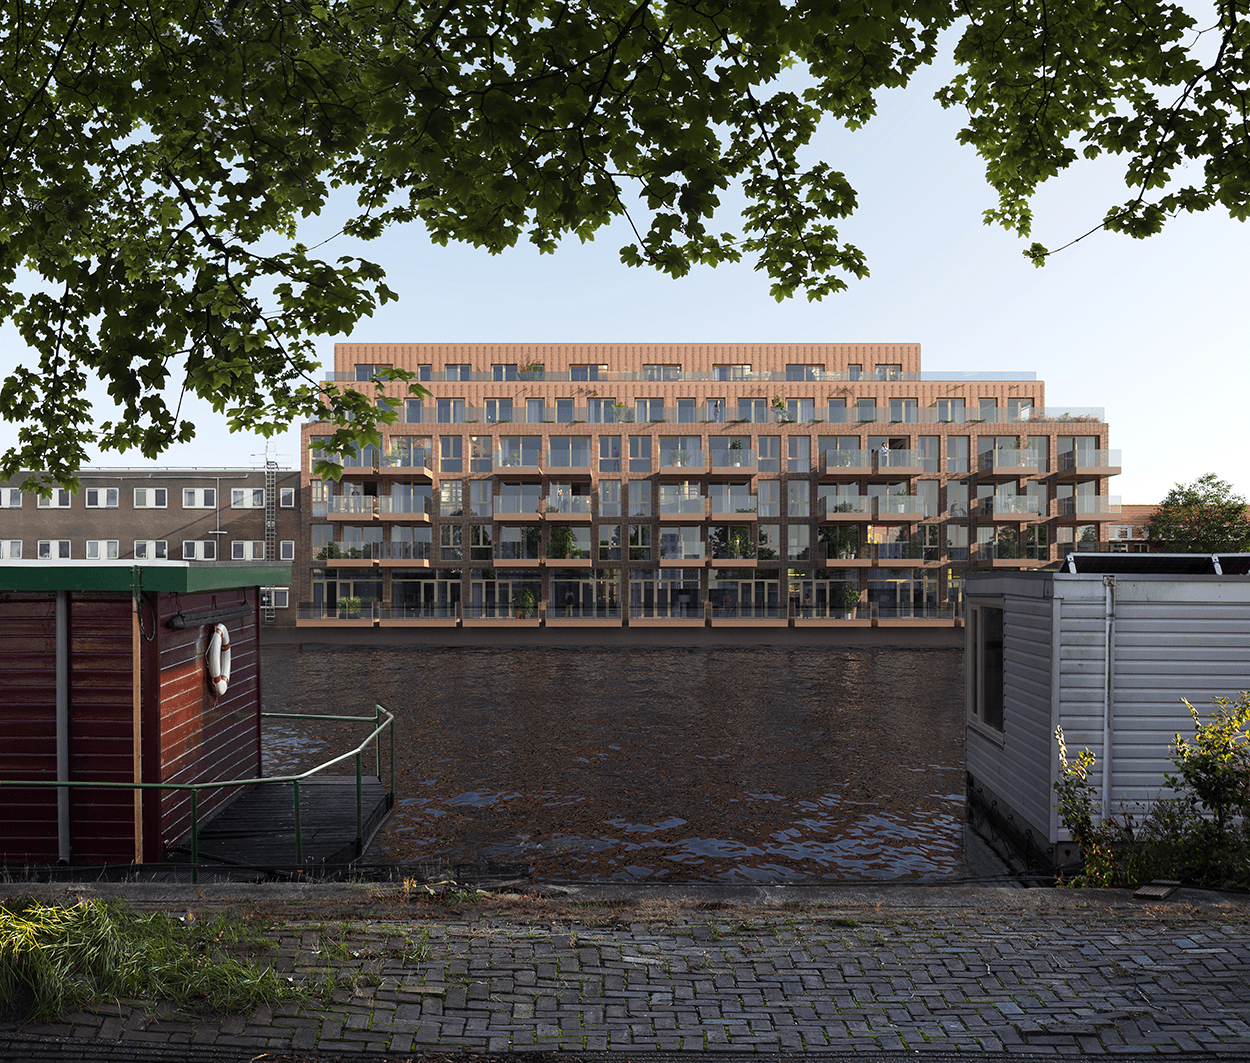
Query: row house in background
297 343 1122 626
0 467 301 624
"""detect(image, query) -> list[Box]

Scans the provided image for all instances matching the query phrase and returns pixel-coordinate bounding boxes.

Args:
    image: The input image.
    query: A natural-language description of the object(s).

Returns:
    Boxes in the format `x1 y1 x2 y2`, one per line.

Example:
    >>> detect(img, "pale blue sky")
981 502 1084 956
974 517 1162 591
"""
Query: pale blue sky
3 28 1247 503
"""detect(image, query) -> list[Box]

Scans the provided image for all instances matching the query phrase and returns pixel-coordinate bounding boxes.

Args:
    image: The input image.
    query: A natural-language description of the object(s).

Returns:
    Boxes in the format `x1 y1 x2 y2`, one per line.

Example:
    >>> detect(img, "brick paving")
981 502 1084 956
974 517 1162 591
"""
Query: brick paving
3 885 1250 1057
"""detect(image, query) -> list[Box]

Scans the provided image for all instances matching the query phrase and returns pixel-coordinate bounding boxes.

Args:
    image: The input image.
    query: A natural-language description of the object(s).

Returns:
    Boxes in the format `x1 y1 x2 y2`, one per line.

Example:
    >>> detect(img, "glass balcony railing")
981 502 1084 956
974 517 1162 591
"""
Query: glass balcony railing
495 445 544 467
979 448 1044 472
709 449 758 469
977 495 1046 517
380 448 433 469
328 496 377 515
877 449 921 470
709 492 756 515
876 494 924 516
376 495 432 516
544 495 593 515
658 449 706 469
494 495 544 515
821 497 872 518
658 541 706 560
821 449 872 473
659 495 707 516
1058 496 1122 516
546 448 592 469
1058 449 1122 472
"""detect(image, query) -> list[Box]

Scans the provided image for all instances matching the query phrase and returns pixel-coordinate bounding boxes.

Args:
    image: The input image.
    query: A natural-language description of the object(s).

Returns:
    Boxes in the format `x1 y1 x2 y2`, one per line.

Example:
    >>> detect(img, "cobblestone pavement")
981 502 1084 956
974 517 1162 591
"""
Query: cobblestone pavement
3 884 1250 1058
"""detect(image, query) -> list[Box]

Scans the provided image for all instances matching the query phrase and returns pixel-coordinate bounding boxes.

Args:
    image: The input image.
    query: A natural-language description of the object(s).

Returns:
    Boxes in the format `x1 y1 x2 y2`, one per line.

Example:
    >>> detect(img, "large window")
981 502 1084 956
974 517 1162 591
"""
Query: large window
85 487 119 508
86 540 119 560
969 602 1005 732
0 488 21 508
232 488 265 508
134 487 167 508
38 540 71 559
182 540 218 560
183 487 216 509
0 540 22 558
38 489 73 508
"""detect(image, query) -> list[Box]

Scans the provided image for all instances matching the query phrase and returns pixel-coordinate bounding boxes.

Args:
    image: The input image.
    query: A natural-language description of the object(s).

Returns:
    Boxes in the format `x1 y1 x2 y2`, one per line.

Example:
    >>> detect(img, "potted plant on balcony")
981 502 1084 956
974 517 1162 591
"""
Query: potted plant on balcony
514 588 537 619
338 595 363 619
833 582 861 619
729 438 743 466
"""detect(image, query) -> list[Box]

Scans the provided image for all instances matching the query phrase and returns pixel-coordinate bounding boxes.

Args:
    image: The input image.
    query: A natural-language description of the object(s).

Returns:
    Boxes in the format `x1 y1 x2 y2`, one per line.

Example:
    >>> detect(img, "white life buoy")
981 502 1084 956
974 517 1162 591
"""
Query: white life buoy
206 623 231 696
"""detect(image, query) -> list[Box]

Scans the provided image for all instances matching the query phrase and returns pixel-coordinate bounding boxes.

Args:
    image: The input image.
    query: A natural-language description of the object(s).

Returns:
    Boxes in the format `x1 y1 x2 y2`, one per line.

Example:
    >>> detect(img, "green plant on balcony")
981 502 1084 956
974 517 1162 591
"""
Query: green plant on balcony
547 525 575 559
316 542 344 561
514 588 537 618
833 582 861 616
338 595 362 618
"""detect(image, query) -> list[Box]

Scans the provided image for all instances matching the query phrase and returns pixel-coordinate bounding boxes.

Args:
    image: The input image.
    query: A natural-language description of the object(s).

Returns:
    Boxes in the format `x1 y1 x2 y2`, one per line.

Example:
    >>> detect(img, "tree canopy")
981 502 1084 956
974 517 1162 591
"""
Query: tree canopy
3 0 1247 485
1146 474 1250 553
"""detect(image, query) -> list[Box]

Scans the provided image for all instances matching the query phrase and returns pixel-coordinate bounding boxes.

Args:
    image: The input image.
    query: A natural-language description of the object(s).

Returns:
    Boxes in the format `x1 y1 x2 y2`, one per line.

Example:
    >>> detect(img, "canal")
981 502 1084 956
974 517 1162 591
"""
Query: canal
261 645 966 883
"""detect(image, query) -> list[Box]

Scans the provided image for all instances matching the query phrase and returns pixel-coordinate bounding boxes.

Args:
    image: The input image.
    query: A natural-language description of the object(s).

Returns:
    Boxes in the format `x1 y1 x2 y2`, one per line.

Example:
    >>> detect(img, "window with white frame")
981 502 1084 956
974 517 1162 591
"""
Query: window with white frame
261 587 290 609
182 540 218 560
133 540 168 560
84 487 119 508
38 540 71 559
232 487 265 508
231 540 267 560
0 488 21 508
1109 525 1134 540
37 489 72 508
183 487 216 508
0 540 21 558
279 540 295 561
86 540 119 560
279 487 295 507
133 487 167 508
968 601 1005 733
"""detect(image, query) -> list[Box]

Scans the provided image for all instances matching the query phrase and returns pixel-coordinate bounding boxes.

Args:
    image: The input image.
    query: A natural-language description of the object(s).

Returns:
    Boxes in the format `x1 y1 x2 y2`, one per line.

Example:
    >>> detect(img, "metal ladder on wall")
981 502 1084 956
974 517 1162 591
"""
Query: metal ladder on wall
263 460 277 624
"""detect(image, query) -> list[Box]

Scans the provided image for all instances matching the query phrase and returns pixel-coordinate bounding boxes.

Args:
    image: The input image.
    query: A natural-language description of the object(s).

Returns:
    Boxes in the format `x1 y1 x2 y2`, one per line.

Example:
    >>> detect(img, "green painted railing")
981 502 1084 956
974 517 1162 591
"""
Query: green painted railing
1 704 395 883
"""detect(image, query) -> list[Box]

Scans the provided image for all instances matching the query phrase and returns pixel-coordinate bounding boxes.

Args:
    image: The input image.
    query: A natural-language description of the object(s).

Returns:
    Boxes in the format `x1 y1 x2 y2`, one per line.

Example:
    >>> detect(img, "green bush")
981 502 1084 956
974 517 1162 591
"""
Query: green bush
1054 692 1250 890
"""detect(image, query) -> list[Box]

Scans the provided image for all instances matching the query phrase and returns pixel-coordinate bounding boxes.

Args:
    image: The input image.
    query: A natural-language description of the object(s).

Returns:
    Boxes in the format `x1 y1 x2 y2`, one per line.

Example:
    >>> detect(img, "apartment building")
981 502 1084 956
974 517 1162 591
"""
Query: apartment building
0 467 301 624
298 343 1122 626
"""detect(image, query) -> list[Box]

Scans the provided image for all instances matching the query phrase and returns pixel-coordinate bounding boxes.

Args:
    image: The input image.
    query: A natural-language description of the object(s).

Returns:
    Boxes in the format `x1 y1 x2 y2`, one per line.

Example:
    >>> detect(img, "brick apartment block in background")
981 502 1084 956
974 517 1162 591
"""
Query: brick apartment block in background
0 468 301 624
296 343 1122 626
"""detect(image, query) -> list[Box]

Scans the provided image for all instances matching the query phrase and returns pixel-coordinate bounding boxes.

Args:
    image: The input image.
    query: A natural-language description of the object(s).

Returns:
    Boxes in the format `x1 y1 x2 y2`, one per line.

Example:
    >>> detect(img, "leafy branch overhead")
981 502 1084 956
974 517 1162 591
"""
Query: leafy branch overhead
3 0 1247 485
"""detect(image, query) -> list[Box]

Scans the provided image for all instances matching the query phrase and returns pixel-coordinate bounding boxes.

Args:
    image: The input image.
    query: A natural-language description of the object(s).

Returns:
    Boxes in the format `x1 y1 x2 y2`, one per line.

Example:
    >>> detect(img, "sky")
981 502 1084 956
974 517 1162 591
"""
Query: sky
3 24 1247 504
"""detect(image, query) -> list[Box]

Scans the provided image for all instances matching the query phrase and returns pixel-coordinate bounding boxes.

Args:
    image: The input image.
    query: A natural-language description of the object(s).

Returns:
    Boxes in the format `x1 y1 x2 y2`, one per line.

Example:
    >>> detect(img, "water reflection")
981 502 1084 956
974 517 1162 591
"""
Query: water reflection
262 646 965 882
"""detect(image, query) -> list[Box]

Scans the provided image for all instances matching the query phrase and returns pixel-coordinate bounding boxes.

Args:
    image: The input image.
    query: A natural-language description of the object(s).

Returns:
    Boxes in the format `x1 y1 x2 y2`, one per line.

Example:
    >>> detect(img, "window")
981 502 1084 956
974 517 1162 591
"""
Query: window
355 364 386 380
1009 397 1034 421
38 489 72 508
183 487 216 509
134 487 167 508
629 481 652 517
486 398 513 423
599 524 621 561
279 487 295 507
445 364 472 380
875 364 902 380
570 364 605 381
85 539 119 560
470 436 492 472
440 525 463 560
786 364 820 380
231 540 266 560
261 587 290 609
855 398 876 422
738 397 768 422
786 397 814 423
938 398 966 423
888 398 917 422
0 538 20 557
758 480 780 518
1109 525 1134 540
232 488 265 508
787 525 810 562
969 602 1005 732
469 524 492 561
437 398 465 423
713 364 750 380
549 436 591 467
492 363 518 380
757 524 780 560
133 540 168 560
405 398 424 423
757 436 780 473
599 436 621 473
556 398 574 423
0 488 21 508
642 364 680 380
182 540 218 560
80 487 117 508
827 398 847 423
525 398 545 422
978 397 998 420
847 364 862 380
599 480 621 517
469 481 492 517
787 436 810 472
636 398 664 422
279 540 296 561
440 481 464 516
588 398 619 423
440 435 463 473
947 436 970 474
628 524 652 560
628 436 652 473
786 481 810 517
39 540 72 559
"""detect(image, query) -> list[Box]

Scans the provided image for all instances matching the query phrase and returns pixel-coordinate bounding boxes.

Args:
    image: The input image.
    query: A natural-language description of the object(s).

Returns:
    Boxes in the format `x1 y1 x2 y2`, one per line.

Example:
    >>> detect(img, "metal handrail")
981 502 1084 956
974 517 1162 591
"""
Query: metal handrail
0 704 395 883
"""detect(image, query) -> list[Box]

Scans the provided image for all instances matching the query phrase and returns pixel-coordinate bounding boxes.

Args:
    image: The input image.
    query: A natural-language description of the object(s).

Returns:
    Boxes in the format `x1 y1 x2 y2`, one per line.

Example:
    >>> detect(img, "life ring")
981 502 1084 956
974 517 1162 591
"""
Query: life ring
206 623 231 696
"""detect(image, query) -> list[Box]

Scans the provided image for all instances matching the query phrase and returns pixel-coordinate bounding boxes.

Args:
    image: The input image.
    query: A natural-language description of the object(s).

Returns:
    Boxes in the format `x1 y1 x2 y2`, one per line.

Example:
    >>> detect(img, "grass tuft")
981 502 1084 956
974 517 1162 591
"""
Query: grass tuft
0 897 298 1023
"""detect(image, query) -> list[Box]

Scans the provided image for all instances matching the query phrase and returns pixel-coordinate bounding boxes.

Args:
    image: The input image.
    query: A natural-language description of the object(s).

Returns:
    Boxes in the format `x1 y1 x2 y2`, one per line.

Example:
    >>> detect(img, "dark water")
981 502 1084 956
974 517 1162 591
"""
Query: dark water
261 646 966 883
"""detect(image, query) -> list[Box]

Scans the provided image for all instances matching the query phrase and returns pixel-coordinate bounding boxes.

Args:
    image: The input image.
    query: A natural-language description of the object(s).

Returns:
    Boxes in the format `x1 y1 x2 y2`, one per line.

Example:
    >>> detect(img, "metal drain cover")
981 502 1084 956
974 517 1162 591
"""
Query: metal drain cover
1134 879 1181 899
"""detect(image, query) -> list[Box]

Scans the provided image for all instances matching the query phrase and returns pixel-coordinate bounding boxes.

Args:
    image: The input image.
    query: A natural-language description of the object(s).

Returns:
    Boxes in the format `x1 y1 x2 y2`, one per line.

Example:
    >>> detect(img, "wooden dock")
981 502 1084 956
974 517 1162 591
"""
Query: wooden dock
163 776 393 878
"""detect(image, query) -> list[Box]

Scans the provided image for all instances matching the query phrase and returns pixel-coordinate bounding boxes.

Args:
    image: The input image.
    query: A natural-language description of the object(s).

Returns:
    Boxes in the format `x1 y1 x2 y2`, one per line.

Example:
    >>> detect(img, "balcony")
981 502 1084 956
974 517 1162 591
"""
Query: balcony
875 494 925 522
708 489 757 519
493 495 545 521
376 496 432 521
875 449 924 477
543 494 593 520
819 497 872 522
658 449 708 475
545 450 592 479
976 495 1047 522
658 541 706 562
659 495 708 520
873 542 924 564
820 450 872 477
328 495 379 519
494 446 544 477
1056 449 1122 480
708 449 758 475
378 450 433 478
977 448 1045 479
1057 496 1122 523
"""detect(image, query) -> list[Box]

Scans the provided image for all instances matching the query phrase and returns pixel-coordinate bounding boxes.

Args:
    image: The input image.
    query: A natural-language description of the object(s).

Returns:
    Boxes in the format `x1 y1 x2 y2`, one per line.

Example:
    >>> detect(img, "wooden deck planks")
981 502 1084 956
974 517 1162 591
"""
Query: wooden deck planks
165 776 392 872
